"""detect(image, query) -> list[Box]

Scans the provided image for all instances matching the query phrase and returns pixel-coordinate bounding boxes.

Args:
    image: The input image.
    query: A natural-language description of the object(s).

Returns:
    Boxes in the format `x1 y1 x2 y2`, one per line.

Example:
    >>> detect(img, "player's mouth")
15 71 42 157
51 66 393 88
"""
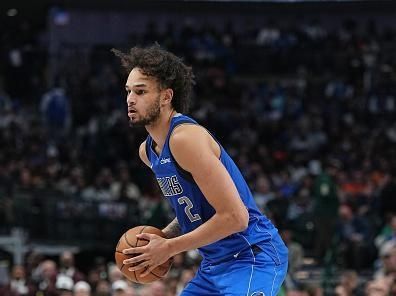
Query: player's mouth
128 108 137 117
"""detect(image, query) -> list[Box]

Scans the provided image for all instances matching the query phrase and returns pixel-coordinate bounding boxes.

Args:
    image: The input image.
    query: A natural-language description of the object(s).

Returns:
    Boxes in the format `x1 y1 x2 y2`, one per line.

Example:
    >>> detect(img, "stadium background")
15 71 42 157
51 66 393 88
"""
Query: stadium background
1 0 396 295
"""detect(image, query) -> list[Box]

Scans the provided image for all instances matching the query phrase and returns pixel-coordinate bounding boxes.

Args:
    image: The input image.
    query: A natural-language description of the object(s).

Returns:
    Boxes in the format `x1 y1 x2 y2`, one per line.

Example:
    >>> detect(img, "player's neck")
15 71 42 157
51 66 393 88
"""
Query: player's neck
146 109 177 152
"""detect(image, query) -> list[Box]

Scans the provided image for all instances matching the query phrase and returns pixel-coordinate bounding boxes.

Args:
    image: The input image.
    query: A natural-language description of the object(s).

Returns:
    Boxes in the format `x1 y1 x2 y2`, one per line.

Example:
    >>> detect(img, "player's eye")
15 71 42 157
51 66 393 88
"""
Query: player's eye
135 89 146 95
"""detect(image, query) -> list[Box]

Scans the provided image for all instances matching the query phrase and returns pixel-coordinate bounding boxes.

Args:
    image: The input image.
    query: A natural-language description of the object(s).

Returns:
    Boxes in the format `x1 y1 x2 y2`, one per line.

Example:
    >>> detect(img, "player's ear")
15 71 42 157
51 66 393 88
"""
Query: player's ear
162 88 173 106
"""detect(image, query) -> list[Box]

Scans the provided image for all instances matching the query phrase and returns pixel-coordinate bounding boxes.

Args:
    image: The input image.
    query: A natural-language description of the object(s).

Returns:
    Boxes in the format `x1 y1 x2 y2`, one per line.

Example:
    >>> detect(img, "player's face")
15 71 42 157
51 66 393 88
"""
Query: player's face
125 68 162 127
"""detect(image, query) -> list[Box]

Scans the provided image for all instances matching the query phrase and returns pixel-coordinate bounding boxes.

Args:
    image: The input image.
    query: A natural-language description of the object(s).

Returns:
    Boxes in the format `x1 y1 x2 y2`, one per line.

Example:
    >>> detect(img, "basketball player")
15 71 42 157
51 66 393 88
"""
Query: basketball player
113 45 288 295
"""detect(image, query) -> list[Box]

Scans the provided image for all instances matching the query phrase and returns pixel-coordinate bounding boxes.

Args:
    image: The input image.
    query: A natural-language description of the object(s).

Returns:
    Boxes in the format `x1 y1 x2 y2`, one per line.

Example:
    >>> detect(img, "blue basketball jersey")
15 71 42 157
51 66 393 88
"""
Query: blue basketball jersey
145 114 287 265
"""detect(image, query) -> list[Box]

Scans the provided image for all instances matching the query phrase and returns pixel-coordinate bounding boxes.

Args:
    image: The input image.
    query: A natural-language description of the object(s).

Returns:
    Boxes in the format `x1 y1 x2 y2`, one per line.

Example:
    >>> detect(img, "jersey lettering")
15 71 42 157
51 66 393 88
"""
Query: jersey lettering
157 175 183 197
178 196 202 222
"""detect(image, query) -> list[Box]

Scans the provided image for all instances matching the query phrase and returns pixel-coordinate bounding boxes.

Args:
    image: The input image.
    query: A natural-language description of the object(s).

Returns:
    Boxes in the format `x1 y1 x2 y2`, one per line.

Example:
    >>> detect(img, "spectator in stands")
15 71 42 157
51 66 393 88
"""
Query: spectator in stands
0 265 35 296
111 280 128 296
336 204 372 270
40 80 71 140
365 276 393 296
164 277 179 296
94 279 111 296
25 252 43 284
107 265 124 285
81 168 114 201
167 253 185 280
124 287 137 296
374 240 396 279
334 270 362 296
313 160 340 264
74 281 91 296
286 284 322 296
35 260 58 296
280 228 304 275
110 165 141 201
286 176 314 222
375 213 396 253
140 281 166 296
57 166 87 197
56 274 74 296
59 251 85 283
253 174 275 211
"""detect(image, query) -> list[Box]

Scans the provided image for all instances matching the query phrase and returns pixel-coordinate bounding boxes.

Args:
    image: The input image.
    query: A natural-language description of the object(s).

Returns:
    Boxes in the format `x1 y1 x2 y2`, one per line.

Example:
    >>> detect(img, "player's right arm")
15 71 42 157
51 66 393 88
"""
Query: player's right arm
139 141 150 167
162 218 181 239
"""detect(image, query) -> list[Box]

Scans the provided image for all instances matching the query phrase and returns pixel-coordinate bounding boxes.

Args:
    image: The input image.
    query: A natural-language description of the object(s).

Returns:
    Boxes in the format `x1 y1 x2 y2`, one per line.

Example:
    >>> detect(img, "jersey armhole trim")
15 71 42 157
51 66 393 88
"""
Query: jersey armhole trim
145 137 151 164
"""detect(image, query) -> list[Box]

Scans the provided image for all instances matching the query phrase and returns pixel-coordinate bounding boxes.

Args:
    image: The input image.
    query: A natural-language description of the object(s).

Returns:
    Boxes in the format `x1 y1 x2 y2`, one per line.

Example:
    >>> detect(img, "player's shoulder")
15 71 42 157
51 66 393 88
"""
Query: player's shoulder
139 140 150 167
169 124 220 158
170 123 209 144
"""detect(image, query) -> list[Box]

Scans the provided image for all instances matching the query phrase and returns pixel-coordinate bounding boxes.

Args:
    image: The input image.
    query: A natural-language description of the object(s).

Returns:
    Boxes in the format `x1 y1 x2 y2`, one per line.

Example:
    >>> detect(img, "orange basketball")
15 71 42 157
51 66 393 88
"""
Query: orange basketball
115 225 172 284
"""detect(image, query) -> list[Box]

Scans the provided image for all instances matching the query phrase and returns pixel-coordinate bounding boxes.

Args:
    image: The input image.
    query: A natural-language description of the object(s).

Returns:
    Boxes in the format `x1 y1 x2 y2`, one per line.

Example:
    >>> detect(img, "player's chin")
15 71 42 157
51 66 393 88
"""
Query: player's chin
128 118 136 127
127 114 136 122
129 118 144 128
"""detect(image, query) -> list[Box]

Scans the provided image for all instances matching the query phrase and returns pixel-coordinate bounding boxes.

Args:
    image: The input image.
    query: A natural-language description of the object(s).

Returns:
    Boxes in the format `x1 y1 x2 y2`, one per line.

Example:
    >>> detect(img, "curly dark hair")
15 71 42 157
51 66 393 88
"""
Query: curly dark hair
112 44 195 113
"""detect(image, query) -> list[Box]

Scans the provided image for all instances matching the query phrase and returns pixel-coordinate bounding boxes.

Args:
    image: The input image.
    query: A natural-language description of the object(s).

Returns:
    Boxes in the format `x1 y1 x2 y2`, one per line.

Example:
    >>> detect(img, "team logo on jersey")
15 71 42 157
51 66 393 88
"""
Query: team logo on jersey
157 175 183 197
160 157 171 164
251 292 265 296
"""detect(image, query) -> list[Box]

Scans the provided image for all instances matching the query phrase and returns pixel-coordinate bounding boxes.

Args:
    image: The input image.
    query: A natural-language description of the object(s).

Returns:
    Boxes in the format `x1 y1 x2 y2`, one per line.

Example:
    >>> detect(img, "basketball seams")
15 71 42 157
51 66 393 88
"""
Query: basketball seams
150 263 169 277
149 270 162 278
124 232 134 248
135 225 147 247
114 251 126 276
115 238 123 270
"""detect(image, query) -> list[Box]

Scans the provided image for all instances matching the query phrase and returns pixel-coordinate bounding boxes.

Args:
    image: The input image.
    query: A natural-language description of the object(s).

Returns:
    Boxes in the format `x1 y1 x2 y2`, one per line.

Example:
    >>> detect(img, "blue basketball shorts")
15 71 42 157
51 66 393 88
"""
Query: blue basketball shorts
181 245 288 296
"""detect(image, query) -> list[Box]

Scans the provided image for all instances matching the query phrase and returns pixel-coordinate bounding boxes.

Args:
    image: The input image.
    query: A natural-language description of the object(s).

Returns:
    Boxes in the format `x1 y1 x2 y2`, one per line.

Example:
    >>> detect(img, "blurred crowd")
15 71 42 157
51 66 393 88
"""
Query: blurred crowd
1 8 396 296
0 250 201 296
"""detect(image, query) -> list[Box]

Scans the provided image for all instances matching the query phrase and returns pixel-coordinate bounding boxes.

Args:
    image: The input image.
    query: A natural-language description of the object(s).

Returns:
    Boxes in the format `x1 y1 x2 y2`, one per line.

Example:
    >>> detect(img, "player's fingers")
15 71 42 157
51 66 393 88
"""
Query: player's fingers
123 253 148 265
136 233 157 240
122 246 146 255
128 260 150 272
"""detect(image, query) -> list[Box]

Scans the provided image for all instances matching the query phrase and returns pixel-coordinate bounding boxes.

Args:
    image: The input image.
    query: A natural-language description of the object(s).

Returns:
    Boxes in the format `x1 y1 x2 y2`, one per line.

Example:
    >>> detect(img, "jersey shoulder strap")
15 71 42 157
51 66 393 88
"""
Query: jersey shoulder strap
168 115 198 182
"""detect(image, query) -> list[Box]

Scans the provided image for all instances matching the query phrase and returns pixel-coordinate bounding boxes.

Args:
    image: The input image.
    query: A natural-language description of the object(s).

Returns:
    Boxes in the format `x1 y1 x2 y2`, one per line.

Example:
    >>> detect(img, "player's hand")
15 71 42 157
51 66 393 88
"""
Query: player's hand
122 233 173 277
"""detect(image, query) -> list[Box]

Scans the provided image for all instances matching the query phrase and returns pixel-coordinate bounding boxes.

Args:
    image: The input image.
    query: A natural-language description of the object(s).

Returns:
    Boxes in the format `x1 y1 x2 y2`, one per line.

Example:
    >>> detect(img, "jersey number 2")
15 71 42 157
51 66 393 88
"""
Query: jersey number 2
178 196 201 222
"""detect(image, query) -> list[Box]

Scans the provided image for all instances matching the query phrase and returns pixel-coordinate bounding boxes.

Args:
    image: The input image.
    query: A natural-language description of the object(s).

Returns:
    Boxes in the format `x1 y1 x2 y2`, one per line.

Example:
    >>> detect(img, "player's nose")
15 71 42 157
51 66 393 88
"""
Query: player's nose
127 93 136 105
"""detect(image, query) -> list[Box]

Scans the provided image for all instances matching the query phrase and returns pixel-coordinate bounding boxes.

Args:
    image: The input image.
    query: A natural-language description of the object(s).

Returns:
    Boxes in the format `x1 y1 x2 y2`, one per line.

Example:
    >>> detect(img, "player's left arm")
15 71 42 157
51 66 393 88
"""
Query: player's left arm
122 125 249 275
166 124 249 252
